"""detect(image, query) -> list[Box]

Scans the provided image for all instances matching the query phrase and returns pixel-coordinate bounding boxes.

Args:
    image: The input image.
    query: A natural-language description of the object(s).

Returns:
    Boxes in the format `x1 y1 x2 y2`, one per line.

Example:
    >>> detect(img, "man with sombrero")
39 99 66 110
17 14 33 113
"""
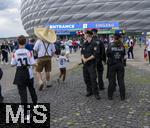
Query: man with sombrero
34 27 56 91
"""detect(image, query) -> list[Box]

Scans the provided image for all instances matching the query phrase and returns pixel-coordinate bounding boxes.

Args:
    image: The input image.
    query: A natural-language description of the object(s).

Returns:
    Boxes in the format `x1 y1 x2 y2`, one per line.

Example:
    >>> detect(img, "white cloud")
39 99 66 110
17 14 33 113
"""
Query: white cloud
0 0 28 38
7 8 18 13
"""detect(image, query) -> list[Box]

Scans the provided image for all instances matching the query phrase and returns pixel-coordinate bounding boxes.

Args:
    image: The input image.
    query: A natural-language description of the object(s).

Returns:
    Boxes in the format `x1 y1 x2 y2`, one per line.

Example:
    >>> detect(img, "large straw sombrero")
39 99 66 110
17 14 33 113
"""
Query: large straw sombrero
34 27 57 43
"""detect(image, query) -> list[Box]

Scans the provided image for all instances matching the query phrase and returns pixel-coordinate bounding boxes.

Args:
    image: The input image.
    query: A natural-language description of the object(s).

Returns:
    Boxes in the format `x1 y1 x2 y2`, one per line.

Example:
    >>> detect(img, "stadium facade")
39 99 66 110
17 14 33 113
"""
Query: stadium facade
20 0 150 35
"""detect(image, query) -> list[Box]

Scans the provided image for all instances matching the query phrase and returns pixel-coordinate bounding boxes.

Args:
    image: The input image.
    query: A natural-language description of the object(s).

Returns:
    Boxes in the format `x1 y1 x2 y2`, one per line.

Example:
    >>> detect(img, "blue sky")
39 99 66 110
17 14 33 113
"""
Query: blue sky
0 0 27 38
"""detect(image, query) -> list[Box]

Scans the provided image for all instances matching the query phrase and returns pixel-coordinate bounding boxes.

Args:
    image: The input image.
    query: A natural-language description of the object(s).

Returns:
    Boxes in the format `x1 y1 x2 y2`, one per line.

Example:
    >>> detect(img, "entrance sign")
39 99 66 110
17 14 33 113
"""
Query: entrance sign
48 21 119 31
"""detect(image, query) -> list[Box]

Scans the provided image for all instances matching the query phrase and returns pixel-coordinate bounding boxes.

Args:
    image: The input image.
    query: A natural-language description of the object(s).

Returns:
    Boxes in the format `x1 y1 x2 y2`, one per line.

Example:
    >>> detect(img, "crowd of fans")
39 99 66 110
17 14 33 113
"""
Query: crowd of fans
0 34 147 66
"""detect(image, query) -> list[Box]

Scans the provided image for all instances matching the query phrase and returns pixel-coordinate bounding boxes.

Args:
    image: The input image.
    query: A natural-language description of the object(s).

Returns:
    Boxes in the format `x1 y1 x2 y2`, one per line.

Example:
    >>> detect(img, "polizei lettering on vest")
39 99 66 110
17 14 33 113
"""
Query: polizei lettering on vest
111 47 124 52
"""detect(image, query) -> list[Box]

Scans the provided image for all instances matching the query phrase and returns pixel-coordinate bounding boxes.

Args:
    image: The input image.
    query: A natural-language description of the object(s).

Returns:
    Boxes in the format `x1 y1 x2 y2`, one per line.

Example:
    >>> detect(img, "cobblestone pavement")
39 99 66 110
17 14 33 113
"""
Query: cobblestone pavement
3 64 150 128
1 46 150 128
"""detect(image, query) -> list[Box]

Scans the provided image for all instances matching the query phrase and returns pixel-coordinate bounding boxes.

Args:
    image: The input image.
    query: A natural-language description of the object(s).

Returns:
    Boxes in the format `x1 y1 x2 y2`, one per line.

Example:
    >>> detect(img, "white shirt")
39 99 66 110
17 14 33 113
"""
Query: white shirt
68 40 73 46
146 39 150 51
56 55 69 69
33 39 56 58
77 40 80 45
128 39 133 47
11 48 36 79
65 45 70 54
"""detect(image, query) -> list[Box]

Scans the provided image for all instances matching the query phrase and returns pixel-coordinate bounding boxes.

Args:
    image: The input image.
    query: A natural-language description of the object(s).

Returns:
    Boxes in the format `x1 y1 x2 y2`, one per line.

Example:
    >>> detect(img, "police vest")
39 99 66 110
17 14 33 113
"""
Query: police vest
108 44 125 65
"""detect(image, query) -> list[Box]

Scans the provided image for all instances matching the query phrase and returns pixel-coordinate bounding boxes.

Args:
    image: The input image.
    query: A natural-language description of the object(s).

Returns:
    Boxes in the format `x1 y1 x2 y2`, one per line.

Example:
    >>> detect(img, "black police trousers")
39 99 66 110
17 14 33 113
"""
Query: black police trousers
2 51 8 63
107 64 117 90
96 61 104 89
83 63 99 95
148 51 150 63
0 85 3 98
17 78 37 104
108 63 125 98
128 46 134 59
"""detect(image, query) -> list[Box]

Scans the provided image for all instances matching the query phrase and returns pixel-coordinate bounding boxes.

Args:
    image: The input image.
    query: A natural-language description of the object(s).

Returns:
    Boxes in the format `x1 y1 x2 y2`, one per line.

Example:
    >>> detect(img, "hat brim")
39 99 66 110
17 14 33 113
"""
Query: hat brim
34 27 57 43
34 28 42 39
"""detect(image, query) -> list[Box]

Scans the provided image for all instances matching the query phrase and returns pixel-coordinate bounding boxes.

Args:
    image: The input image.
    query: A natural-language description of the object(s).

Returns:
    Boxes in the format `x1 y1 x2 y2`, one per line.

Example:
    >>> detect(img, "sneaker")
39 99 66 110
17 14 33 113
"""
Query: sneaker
85 92 93 97
39 81 44 91
6 62 9 65
94 94 101 100
1 62 3 65
46 81 52 88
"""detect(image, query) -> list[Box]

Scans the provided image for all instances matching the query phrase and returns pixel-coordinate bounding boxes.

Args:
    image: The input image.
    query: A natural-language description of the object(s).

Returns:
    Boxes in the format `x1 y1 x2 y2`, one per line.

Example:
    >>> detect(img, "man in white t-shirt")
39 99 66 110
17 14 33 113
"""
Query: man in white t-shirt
146 36 150 64
34 27 57 91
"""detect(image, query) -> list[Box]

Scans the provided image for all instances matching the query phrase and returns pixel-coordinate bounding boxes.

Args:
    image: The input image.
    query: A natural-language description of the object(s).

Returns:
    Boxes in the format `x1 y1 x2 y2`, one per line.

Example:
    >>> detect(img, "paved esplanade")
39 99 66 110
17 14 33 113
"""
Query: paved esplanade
1 47 150 128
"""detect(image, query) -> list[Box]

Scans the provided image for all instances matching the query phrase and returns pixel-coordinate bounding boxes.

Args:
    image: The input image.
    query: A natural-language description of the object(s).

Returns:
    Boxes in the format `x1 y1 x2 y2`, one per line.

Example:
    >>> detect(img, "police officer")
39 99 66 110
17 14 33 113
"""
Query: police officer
107 34 126 101
0 68 4 103
92 29 106 90
81 31 100 100
106 35 117 92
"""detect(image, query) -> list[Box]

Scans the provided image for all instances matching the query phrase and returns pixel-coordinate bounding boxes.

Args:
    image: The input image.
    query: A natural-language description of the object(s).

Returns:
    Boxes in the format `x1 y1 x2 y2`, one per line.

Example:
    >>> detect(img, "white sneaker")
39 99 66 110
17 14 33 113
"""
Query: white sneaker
1 62 3 64
39 80 44 91
6 62 9 65
46 81 52 87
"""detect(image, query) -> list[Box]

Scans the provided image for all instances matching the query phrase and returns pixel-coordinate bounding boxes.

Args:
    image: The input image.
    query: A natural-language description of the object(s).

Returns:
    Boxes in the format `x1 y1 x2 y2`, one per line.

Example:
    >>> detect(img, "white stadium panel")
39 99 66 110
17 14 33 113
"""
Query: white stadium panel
20 0 150 35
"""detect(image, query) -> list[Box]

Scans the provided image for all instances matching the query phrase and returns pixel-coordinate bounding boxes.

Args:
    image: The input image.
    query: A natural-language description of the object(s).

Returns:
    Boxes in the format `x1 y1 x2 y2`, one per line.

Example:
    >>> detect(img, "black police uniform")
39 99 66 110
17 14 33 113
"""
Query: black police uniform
81 40 99 97
0 68 4 102
107 42 126 100
93 36 106 90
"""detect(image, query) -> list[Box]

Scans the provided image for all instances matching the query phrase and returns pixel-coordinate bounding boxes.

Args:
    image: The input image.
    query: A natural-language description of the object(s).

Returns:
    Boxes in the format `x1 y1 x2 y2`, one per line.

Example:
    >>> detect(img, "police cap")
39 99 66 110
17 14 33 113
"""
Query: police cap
85 30 93 36
114 33 122 40
91 28 98 33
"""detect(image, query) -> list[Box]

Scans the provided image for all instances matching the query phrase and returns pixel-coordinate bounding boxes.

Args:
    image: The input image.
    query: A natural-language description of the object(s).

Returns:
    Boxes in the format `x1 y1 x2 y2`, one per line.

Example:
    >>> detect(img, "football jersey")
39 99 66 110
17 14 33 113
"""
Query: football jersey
11 48 36 79
56 56 69 69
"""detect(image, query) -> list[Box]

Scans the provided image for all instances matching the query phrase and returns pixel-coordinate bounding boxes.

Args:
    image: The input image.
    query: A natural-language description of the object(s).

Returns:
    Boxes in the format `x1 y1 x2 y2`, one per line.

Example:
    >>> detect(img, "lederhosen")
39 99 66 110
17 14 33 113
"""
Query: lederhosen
36 41 52 72
41 41 51 58
37 41 51 63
